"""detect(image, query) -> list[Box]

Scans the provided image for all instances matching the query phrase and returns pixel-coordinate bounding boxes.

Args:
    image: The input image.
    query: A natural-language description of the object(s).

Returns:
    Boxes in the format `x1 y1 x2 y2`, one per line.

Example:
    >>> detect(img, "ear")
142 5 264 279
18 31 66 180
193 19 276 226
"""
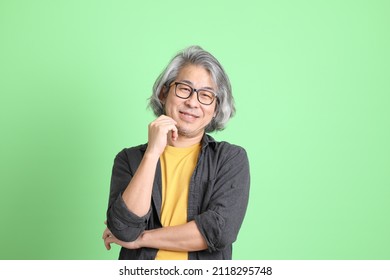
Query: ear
158 85 167 104
213 101 219 118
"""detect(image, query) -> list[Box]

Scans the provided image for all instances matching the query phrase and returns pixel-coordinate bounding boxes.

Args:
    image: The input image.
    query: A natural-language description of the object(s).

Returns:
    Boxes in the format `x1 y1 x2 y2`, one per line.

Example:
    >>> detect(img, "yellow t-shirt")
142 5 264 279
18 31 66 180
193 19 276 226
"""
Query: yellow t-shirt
155 143 201 260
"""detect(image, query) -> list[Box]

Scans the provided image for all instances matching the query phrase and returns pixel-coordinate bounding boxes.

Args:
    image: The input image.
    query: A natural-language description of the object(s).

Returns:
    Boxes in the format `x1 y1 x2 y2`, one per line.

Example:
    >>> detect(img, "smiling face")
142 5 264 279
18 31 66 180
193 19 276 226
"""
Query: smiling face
161 64 217 141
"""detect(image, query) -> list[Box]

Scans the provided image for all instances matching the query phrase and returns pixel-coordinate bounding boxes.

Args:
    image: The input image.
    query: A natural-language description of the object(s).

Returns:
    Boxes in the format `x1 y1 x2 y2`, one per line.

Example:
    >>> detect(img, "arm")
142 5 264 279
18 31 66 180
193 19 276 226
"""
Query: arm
104 221 207 252
106 115 178 242
119 152 159 216
121 115 178 217
141 221 207 251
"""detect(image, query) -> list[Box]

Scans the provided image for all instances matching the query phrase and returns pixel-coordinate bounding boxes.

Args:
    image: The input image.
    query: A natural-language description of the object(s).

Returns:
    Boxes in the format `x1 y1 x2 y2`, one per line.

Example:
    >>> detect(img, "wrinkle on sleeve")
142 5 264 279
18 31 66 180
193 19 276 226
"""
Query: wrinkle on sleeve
107 194 151 242
194 210 225 252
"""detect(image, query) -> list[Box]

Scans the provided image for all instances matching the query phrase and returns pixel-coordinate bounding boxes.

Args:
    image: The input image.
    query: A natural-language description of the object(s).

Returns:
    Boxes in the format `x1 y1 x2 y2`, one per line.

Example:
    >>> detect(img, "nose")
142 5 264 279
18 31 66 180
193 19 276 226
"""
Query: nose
185 91 200 107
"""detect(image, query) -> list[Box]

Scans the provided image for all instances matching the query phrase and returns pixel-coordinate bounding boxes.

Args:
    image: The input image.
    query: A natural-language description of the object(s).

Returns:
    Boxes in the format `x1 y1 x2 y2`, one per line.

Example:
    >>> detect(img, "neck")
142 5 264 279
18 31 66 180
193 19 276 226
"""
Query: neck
167 131 204 148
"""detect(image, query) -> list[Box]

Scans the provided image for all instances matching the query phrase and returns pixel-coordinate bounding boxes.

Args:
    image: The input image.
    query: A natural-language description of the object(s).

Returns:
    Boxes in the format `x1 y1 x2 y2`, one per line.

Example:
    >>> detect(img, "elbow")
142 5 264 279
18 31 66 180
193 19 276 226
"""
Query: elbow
106 194 150 242
106 211 146 242
195 212 237 253
214 233 237 251
209 230 237 252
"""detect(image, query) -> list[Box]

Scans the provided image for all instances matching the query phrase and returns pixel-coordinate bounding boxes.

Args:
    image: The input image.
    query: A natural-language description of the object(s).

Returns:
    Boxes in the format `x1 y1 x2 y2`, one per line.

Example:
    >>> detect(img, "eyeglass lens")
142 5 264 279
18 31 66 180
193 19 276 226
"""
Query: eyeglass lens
175 83 215 105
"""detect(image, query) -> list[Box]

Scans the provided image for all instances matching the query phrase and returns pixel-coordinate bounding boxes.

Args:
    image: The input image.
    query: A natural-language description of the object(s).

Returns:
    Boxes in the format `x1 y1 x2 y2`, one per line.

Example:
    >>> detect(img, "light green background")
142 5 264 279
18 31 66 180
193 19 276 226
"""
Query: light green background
0 0 389 260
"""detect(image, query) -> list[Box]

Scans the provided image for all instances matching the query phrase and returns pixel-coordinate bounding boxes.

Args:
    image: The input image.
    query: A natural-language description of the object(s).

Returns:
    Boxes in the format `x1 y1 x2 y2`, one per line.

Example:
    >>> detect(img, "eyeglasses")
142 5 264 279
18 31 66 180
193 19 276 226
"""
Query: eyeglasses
172 82 217 105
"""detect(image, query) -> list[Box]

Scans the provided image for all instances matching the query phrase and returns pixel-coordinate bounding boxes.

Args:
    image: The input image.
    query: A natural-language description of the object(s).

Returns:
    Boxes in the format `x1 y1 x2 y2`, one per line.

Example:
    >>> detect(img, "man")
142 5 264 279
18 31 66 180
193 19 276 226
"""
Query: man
103 46 250 260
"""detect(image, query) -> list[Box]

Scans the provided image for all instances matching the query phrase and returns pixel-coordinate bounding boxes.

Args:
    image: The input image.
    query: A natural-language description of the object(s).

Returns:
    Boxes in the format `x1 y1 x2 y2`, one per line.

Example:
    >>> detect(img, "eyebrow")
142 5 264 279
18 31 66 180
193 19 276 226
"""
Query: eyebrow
179 79 215 91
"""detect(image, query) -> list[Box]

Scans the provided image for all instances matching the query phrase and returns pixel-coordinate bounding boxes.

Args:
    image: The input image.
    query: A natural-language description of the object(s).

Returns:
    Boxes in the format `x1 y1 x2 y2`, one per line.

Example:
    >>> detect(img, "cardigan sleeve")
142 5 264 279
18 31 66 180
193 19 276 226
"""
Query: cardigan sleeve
106 149 151 242
193 145 250 252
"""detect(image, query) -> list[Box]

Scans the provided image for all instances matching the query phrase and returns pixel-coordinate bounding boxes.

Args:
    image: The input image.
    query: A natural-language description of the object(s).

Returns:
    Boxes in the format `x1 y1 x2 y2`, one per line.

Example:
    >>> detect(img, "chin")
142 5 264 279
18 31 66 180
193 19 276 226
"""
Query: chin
177 126 202 137
177 126 191 136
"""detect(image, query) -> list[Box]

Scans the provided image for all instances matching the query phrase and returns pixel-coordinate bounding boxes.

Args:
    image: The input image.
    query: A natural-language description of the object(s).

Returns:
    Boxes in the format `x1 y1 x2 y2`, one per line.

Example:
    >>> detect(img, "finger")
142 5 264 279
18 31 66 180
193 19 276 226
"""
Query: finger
157 114 176 121
151 119 177 128
102 227 112 239
171 127 178 141
104 237 112 250
149 122 176 134
155 115 177 125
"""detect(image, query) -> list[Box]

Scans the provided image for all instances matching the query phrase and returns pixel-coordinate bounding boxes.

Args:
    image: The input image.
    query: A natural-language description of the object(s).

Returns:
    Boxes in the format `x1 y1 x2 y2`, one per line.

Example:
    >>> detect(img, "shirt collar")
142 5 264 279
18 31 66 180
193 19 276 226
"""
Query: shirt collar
141 133 216 152
201 133 216 149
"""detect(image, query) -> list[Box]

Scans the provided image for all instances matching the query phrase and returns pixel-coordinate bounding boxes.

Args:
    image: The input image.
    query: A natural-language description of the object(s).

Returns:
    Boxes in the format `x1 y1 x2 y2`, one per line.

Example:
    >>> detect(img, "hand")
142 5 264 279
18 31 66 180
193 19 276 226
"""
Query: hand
146 115 178 157
102 221 142 250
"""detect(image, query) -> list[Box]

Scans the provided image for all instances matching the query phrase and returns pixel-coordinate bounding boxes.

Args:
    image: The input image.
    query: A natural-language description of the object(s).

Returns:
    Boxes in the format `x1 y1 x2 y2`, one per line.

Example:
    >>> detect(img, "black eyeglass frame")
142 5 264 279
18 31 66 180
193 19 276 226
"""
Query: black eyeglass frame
171 82 218 105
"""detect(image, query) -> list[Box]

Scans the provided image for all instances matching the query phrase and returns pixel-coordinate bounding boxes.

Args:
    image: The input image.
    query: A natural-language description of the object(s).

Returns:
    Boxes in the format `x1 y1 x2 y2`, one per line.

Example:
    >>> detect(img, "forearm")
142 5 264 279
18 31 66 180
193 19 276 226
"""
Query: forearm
121 152 159 217
140 221 208 252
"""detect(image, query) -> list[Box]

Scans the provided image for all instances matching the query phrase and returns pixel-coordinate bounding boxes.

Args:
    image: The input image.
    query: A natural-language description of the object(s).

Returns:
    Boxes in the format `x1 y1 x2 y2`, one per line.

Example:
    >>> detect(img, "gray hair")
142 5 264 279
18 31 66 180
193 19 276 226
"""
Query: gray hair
148 45 235 132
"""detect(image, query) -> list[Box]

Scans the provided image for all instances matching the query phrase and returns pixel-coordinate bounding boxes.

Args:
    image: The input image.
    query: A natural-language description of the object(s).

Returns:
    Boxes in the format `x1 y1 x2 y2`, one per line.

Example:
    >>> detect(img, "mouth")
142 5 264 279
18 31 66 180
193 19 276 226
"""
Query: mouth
179 111 199 119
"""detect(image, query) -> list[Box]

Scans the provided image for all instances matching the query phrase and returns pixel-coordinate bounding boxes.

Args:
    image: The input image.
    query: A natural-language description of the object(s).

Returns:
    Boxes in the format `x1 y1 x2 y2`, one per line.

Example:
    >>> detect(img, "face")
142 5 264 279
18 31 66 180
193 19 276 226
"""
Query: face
161 64 217 139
